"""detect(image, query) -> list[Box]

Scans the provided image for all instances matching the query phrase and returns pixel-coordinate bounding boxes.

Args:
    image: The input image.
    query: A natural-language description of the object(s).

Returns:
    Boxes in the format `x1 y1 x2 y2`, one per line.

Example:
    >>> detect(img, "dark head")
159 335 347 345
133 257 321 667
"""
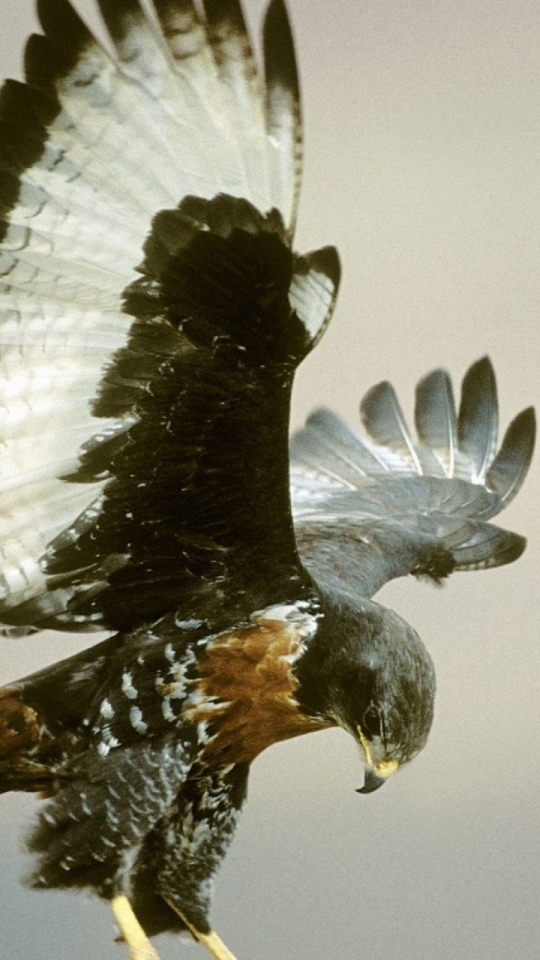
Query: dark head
294 592 436 792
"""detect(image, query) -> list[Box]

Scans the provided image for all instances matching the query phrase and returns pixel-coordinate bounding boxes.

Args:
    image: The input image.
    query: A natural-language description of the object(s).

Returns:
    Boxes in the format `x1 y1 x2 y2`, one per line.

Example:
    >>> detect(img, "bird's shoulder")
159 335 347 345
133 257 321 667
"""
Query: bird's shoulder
81 597 327 763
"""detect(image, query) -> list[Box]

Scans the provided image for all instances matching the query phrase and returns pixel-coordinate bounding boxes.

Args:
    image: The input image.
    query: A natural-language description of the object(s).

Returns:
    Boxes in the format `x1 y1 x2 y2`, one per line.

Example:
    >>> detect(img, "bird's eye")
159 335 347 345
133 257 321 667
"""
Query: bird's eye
361 705 382 739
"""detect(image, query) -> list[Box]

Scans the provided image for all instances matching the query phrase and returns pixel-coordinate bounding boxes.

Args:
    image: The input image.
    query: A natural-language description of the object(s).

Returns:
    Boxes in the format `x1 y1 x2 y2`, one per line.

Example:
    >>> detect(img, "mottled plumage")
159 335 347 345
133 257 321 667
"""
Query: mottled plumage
0 2 534 960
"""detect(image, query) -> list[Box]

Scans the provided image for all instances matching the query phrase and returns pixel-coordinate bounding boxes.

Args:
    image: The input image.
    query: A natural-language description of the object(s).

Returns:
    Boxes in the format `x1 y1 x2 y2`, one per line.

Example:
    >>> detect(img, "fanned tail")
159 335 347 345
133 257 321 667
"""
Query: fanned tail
291 358 535 587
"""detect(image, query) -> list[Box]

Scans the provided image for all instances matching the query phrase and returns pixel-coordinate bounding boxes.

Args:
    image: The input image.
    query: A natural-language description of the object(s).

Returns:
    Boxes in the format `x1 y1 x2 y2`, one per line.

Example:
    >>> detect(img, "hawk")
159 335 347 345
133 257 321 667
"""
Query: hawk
0 2 534 959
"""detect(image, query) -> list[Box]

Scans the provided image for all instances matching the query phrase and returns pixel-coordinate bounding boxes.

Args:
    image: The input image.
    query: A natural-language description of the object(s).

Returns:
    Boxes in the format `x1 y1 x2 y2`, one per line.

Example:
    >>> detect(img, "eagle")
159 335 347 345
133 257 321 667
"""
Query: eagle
0 2 534 960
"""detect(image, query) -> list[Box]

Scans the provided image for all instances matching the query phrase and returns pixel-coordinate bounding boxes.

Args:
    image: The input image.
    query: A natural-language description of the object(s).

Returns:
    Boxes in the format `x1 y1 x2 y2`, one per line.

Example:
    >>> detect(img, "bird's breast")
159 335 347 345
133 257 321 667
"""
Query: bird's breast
185 616 330 766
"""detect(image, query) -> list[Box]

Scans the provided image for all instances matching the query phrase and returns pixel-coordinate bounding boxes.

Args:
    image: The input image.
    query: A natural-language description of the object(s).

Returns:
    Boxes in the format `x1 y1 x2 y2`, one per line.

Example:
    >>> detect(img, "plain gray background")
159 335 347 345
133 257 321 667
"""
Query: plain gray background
0 2 538 959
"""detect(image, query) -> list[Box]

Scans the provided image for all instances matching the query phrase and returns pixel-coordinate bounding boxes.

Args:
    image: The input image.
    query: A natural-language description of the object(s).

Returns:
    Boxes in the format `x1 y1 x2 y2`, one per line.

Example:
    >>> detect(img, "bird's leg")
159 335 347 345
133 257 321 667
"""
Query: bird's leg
181 925 239 960
164 900 240 960
111 894 161 960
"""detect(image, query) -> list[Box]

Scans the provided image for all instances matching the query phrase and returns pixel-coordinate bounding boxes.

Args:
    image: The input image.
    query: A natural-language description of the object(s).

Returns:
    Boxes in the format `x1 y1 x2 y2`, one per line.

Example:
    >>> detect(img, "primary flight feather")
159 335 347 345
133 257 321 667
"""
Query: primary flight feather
0 2 534 959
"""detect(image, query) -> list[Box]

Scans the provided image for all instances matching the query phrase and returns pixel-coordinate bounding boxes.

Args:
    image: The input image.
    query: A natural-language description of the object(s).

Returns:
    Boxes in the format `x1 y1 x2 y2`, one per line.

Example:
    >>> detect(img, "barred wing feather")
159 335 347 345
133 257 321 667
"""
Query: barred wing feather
0 0 342 633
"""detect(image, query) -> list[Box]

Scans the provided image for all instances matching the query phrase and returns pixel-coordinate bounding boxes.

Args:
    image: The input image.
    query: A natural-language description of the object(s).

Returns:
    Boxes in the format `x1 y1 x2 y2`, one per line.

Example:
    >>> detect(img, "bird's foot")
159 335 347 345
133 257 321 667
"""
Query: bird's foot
185 927 239 960
111 895 161 960
164 900 240 960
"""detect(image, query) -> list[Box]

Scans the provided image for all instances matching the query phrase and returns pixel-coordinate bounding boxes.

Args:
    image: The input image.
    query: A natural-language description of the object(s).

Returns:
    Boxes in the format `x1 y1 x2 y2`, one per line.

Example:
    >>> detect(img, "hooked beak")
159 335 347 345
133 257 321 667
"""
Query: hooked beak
357 768 387 794
356 726 399 795
356 757 399 794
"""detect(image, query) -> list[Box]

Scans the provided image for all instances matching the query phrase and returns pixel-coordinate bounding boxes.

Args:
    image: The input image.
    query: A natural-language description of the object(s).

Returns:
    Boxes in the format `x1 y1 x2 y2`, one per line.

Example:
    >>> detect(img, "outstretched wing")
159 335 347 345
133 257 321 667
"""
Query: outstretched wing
0 0 340 633
291 357 535 600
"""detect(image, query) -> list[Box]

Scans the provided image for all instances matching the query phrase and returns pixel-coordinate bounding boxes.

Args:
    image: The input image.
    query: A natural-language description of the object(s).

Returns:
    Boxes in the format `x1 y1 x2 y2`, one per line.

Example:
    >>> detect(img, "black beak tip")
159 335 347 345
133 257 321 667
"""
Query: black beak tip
356 769 386 795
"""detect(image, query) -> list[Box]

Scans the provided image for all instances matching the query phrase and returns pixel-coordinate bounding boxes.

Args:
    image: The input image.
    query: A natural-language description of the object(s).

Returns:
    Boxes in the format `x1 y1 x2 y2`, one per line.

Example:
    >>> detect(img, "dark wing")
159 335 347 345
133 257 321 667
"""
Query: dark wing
0 0 340 633
291 357 535 600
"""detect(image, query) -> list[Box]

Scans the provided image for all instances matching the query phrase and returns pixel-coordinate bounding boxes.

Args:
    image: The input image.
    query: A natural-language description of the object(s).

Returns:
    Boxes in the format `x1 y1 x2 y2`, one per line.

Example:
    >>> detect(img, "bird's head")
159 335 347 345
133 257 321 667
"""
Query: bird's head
294 592 436 793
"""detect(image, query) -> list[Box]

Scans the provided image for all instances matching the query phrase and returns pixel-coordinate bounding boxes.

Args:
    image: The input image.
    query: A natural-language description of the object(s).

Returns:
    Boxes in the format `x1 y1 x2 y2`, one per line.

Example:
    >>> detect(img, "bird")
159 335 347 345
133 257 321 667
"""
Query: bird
0 2 535 960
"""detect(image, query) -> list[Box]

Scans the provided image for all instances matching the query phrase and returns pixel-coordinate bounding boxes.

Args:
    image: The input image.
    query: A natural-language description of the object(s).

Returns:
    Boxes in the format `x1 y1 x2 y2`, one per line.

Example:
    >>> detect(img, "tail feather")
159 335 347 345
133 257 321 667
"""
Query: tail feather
291 358 535 593
487 407 536 507
361 381 422 472
457 357 498 481
414 369 457 476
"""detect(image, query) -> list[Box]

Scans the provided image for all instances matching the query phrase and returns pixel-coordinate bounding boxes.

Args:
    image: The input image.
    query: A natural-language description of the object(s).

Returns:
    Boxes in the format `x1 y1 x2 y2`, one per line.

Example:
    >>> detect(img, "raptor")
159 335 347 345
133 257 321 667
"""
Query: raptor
0 2 534 959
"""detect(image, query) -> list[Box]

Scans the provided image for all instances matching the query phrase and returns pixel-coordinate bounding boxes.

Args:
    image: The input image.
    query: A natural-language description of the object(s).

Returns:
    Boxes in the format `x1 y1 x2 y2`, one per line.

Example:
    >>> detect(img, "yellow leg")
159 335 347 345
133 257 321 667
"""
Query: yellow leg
165 899 240 960
111 894 161 960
